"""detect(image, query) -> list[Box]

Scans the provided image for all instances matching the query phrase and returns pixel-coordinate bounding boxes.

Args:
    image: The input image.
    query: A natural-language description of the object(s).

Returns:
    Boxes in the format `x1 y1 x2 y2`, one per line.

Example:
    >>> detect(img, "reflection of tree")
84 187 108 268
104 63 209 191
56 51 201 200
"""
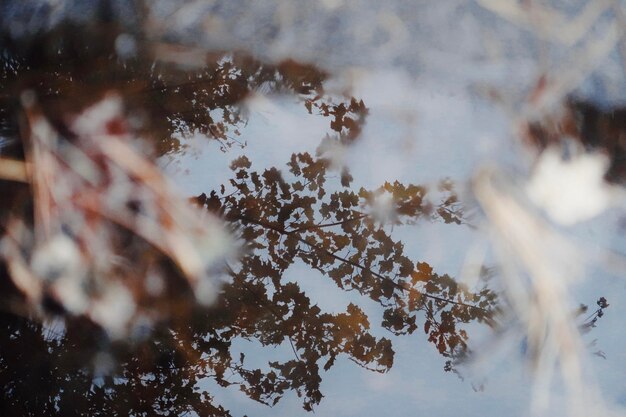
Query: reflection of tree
0 23 329 155
191 150 497 411
0 21 498 417
0 149 497 415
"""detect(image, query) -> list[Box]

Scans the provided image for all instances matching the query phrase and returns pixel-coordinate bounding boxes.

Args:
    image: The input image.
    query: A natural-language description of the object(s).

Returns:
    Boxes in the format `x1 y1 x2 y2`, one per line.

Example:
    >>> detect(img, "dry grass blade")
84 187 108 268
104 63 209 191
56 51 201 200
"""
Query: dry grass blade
0 158 28 183
477 0 612 46
0 92 235 336
473 169 613 417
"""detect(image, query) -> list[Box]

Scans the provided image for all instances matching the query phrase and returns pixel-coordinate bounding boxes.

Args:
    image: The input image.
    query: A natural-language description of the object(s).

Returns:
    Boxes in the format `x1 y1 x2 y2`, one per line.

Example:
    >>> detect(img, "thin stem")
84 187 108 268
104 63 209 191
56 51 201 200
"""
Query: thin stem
232 214 489 314
287 214 367 234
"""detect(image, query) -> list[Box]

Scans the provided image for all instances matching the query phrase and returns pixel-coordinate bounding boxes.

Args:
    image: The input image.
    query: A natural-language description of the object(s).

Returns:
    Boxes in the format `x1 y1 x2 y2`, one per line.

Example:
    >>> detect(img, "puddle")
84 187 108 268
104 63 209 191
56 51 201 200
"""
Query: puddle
1 2 626 417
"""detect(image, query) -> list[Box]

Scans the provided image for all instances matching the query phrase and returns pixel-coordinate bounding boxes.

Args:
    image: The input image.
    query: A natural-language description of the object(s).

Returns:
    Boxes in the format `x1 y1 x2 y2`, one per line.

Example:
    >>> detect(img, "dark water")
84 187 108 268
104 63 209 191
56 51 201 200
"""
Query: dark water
1 3 626 417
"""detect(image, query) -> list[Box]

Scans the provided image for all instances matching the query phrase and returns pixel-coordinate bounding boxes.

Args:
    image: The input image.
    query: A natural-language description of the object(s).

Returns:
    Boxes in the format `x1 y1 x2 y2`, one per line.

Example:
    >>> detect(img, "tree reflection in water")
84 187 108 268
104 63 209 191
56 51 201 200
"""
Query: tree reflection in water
0 23 502 416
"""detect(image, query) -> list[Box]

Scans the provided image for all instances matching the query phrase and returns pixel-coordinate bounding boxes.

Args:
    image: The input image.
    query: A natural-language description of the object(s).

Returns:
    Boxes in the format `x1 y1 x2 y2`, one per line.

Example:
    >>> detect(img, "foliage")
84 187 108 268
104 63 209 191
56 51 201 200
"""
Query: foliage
0 19 498 417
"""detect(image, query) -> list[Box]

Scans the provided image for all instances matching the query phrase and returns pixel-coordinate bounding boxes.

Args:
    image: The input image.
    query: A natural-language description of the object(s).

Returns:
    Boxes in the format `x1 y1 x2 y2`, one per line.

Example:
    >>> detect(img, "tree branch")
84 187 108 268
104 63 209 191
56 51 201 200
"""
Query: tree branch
287 213 367 234
231 214 489 314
